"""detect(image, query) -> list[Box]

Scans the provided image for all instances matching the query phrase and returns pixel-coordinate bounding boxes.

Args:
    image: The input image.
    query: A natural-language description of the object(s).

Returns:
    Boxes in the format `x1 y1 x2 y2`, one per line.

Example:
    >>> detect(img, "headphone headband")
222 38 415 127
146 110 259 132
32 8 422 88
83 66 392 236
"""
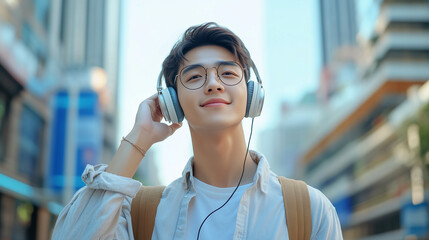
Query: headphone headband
248 59 263 86
157 71 164 93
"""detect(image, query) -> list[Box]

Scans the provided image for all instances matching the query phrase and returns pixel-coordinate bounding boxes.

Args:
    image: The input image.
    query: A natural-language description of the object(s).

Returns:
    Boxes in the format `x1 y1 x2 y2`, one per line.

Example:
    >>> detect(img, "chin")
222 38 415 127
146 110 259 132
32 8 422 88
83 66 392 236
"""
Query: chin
189 115 244 131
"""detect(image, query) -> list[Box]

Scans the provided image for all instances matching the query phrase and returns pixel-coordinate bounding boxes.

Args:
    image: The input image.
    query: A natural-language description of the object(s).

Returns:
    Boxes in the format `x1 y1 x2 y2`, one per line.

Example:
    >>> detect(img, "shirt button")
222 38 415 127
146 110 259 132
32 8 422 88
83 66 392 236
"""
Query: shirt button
178 226 183 231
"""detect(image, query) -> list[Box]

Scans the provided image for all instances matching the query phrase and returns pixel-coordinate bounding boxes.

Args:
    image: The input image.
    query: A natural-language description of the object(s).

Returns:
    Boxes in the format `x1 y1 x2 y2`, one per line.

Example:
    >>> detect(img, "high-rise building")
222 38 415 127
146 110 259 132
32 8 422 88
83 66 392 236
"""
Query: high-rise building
318 0 359 102
320 0 358 65
0 0 58 238
298 0 429 238
0 0 122 238
58 0 121 163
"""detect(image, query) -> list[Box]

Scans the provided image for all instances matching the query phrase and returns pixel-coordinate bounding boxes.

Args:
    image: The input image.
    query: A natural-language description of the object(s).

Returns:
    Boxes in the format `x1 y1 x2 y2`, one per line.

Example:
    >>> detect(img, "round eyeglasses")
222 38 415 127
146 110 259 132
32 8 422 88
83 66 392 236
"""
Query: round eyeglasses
176 61 244 90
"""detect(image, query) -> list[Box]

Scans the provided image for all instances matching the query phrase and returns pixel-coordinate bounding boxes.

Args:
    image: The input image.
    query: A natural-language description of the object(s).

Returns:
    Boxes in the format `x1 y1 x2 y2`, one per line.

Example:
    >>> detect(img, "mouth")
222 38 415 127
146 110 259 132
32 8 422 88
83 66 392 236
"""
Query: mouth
200 98 231 107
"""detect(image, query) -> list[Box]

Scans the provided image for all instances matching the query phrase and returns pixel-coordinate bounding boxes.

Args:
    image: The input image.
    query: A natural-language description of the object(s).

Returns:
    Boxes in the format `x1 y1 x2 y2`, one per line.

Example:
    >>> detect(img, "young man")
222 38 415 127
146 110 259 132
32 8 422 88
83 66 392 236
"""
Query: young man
53 22 343 239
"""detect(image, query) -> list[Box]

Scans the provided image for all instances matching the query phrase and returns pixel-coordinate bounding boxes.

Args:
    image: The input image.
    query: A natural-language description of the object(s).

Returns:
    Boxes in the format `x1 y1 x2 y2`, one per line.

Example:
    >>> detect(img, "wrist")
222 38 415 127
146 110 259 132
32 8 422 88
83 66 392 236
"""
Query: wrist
126 125 153 152
121 137 146 156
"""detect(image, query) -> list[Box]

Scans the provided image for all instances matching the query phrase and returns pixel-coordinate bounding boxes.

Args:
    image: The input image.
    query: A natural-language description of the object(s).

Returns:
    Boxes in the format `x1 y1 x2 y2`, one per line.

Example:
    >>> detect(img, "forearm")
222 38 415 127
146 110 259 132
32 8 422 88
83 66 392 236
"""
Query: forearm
106 126 153 178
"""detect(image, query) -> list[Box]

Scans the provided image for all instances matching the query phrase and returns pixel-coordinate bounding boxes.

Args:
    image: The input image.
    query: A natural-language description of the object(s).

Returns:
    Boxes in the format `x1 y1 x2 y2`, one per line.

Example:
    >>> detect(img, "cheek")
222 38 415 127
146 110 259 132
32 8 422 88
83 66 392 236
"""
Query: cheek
233 84 249 115
177 88 195 116
241 82 249 104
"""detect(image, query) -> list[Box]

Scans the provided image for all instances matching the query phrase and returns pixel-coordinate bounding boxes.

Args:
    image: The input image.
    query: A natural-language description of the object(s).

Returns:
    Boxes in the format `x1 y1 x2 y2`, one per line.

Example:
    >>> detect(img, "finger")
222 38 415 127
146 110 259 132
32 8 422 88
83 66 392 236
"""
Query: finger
153 109 163 122
149 94 162 112
145 95 163 121
145 93 159 110
168 122 183 136
151 100 164 121
154 122 180 140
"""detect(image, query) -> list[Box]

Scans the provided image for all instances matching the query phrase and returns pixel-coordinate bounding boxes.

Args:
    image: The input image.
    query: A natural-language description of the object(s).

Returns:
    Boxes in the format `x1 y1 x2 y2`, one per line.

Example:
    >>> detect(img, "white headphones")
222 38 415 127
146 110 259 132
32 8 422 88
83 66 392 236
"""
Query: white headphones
157 60 264 123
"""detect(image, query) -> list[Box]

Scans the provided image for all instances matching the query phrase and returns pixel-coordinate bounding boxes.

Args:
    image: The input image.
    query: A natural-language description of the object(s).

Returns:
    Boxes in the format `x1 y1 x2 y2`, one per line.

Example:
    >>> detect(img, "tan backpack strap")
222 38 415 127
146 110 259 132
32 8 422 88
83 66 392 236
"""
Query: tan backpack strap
278 176 312 240
131 186 165 240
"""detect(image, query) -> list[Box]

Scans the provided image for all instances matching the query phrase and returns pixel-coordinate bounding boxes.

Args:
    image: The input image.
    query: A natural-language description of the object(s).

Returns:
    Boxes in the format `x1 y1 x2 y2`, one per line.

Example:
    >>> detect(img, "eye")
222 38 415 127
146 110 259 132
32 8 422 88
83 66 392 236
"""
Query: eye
221 71 239 77
187 75 203 82
218 63 242 78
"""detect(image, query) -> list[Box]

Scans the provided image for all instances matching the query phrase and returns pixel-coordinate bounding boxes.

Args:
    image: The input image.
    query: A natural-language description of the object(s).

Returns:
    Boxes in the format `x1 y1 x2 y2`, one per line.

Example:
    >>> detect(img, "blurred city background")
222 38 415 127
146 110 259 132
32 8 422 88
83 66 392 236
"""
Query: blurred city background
1 0 429 239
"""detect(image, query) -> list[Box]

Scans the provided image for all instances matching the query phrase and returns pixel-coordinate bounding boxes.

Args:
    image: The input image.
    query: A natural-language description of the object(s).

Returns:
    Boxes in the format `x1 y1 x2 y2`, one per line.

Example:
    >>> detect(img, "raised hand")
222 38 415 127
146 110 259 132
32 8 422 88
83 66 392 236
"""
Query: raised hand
106 93 183 178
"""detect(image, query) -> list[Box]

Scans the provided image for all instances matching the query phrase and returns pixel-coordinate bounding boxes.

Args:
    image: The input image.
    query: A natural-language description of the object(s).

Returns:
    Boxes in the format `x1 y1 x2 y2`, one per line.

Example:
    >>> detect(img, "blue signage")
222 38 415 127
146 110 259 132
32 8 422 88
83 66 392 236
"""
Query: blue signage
48 91 68 192
401 200 429 237
48 89 102 193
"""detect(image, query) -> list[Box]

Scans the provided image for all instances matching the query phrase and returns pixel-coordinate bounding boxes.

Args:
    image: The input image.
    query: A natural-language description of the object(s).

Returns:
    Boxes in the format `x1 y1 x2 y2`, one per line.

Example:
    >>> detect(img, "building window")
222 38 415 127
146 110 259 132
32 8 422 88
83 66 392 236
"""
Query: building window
17 104 45 186
21 22 47 61
59 0 67 44
34 0 51 32
0 92 11 163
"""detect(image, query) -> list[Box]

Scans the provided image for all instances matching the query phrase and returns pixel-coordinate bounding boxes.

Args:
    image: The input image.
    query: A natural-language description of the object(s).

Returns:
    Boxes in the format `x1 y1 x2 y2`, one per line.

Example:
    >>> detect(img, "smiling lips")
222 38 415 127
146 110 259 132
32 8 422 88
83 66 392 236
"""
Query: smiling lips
200 98 231 107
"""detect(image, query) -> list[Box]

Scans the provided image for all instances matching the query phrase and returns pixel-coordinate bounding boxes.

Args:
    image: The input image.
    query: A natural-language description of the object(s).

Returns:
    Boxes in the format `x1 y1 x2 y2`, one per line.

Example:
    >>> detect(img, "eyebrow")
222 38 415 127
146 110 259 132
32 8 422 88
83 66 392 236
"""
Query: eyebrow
181 64 202 76
181 61 237 75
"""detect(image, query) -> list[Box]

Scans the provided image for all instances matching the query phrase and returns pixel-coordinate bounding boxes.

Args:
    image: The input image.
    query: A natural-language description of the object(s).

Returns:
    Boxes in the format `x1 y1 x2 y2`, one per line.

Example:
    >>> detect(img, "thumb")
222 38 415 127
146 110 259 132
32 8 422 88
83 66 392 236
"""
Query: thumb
168 122 183 136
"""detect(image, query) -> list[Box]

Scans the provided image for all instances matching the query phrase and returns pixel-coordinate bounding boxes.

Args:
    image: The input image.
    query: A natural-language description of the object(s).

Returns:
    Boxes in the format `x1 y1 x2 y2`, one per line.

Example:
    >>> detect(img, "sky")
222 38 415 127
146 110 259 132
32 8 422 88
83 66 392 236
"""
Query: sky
118 0 321 185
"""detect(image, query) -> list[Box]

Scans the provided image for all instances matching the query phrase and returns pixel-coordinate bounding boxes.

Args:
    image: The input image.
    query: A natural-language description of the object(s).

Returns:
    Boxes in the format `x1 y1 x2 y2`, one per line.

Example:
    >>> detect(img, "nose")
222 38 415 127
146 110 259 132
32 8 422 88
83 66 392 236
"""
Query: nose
204 67 224 94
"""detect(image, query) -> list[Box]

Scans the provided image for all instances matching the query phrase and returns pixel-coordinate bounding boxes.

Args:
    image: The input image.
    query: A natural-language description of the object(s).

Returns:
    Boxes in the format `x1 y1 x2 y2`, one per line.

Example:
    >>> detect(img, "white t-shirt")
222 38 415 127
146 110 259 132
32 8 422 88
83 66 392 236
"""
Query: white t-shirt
185 178 253 240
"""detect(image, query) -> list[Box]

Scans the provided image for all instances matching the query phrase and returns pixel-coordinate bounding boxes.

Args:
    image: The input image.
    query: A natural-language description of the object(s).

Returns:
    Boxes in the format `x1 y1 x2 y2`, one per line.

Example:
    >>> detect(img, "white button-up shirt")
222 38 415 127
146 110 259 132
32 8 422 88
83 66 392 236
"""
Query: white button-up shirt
52 150 343 240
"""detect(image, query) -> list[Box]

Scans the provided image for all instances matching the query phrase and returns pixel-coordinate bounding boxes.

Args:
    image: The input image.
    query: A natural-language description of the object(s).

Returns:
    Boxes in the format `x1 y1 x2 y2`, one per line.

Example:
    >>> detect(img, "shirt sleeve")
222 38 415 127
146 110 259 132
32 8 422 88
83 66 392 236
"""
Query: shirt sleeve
308 186 344 240
51 164 142 240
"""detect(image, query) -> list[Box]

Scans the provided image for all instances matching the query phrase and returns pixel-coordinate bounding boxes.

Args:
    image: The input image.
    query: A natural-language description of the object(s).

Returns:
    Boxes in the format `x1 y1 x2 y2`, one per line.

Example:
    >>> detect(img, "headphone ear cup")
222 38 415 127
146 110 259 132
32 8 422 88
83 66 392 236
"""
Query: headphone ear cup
158 90 171 122
167 87 184 123
246 81 264 118
159 87 184 123
245 81 254 117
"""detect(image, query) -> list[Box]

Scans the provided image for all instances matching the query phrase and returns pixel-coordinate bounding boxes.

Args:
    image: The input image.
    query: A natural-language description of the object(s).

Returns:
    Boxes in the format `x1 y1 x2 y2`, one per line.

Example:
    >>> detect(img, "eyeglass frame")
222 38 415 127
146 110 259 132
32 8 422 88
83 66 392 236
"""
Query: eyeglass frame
156 58 263 94
174 61 247 90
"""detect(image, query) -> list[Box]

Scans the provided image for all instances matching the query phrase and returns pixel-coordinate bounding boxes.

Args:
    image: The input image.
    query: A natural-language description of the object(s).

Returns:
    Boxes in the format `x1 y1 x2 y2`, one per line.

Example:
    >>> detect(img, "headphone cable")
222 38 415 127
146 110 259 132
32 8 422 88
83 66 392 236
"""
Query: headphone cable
196 118 255 240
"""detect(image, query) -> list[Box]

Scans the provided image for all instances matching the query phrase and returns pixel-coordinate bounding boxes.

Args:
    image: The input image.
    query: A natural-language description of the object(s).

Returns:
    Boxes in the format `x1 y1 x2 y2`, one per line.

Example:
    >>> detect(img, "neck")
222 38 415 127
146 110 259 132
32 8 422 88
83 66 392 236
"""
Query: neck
190 123 257 188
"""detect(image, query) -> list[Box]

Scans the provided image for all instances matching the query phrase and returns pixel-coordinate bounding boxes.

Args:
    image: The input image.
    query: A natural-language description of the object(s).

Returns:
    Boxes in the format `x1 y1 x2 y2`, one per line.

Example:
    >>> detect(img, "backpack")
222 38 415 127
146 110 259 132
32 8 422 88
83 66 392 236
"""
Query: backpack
131 176 312 240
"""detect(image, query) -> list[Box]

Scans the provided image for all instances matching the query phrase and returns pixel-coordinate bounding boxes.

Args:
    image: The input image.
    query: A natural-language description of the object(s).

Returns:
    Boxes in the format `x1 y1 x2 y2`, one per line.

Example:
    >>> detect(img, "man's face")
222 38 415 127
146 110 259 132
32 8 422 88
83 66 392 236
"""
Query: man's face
176 45 247 131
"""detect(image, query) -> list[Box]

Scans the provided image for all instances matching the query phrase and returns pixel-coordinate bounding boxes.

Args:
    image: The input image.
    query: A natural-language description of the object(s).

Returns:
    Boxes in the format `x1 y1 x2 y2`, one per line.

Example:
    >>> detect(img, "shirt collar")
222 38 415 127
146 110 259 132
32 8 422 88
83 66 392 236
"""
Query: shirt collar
181 150 270 194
